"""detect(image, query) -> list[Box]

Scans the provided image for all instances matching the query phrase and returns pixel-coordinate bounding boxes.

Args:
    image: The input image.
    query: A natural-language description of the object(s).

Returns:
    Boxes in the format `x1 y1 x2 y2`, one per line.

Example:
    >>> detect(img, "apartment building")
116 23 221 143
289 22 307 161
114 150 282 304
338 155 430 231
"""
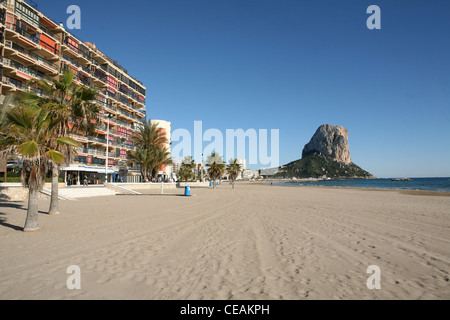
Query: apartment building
0 0 147 183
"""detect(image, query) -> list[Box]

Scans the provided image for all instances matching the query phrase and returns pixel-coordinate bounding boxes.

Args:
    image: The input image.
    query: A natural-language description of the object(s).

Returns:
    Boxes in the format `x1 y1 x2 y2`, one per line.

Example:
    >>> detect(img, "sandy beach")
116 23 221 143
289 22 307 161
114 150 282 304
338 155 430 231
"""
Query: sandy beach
0 183 449 300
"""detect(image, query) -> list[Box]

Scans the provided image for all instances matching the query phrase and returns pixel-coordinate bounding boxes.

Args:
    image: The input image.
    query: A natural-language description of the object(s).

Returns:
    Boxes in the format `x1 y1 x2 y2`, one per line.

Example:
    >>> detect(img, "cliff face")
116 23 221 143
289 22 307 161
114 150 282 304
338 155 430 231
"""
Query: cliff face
302 124 352 164
273 124 373 179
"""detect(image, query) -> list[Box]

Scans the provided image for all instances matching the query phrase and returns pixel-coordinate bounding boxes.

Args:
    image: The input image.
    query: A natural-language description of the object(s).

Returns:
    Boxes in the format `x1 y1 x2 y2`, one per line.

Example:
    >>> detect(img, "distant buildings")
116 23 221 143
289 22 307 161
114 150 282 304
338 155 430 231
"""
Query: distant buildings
236 158 247 170
242 169 259 180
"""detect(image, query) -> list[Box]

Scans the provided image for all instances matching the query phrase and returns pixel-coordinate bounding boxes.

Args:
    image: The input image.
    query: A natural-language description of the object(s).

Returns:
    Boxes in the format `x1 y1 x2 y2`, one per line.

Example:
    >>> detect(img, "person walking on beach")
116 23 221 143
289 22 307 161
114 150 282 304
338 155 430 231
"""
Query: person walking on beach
83 175 88 187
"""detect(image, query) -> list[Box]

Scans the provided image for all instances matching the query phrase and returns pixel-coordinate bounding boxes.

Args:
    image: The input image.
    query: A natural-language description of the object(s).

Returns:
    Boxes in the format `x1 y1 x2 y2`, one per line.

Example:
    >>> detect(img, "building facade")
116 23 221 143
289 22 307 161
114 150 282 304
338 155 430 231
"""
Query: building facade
0 0 147 183
149 119 172 180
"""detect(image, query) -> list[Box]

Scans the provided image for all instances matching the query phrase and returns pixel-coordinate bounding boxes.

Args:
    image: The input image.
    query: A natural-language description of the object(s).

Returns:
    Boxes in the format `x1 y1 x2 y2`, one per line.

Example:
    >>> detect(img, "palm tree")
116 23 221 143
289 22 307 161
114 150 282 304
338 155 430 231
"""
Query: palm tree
127 148 151 182
148 145 172 180
206 152 225 189
178 155 195 181
0 102 79 231
178 161 194 182
131 120 167 150
128 120 169 181
227 158 242 189
21 70 99 214
177 165 191 182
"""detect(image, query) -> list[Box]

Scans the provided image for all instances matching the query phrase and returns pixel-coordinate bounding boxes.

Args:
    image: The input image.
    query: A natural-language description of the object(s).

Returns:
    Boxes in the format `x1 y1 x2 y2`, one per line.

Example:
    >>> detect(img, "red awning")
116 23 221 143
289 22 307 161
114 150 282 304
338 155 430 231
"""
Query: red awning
16 71 32 80
107 86 116 94
42 17 57 29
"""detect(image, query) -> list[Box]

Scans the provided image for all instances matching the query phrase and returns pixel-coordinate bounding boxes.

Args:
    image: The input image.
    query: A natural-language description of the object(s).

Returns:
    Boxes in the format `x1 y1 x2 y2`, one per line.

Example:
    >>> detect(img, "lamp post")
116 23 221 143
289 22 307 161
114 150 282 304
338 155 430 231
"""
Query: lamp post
200 153 203 181
105 113 114 183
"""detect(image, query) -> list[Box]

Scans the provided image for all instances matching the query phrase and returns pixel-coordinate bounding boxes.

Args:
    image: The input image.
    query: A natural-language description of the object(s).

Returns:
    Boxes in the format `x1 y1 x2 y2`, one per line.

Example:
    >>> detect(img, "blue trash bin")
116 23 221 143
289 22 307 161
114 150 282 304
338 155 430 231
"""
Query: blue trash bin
185 186 191 196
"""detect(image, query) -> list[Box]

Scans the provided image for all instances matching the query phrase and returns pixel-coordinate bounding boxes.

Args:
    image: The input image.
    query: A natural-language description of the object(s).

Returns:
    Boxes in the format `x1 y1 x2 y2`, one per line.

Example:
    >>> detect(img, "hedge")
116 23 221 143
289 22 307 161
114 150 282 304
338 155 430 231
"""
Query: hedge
0 177 63 183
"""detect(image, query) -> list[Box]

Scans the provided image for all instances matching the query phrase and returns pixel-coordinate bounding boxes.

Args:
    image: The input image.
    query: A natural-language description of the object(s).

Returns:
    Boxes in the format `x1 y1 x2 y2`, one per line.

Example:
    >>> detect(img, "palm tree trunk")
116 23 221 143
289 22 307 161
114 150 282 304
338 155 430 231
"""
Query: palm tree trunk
48 164 60 215
24 188 39 232
232 180 235 189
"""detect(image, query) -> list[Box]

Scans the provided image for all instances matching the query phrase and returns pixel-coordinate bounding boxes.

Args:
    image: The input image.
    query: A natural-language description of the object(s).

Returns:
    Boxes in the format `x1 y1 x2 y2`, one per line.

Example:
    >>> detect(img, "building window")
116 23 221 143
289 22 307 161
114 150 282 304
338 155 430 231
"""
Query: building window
15 1 39 28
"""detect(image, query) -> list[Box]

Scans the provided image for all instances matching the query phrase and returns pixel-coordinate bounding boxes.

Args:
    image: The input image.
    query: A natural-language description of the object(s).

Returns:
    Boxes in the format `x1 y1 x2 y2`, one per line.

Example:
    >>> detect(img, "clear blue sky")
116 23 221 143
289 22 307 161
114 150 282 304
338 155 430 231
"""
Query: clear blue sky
35 0 450 177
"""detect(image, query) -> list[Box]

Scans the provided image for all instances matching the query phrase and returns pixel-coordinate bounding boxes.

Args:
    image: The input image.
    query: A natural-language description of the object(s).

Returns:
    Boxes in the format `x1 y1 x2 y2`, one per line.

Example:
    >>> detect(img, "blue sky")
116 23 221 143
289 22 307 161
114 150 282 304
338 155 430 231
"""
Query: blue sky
35 0 450 177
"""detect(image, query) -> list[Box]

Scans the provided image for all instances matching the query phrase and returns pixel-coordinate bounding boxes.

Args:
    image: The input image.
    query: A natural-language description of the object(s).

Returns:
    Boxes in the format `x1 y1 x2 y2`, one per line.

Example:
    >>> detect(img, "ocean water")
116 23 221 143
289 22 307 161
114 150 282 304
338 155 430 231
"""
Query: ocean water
272 177 450 192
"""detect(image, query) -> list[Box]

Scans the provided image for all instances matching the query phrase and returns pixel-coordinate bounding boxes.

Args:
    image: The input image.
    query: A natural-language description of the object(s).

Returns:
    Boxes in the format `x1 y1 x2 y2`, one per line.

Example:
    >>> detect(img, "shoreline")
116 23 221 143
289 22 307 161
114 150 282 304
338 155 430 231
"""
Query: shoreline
262 183 450 197
238 180 450 196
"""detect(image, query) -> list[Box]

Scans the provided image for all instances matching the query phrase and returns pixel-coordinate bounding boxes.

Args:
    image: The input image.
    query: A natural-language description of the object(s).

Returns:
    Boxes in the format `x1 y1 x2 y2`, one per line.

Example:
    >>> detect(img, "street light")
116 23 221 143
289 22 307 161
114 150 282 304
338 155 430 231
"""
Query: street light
105 113 114 183
201 153 204 181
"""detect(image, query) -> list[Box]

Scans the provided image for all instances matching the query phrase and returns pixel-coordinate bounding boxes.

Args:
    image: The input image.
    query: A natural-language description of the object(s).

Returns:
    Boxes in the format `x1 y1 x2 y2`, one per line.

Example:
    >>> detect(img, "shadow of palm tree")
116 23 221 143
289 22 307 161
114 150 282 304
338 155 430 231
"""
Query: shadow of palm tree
0 215 23 231
0 202 26 231
0 202 25 210
1 202 46 214
1 201 50 231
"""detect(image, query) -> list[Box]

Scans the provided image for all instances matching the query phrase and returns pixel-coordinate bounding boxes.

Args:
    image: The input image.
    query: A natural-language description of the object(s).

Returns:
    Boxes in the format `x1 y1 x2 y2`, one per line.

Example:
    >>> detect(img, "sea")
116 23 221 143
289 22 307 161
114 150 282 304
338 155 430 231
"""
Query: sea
271 177 450 192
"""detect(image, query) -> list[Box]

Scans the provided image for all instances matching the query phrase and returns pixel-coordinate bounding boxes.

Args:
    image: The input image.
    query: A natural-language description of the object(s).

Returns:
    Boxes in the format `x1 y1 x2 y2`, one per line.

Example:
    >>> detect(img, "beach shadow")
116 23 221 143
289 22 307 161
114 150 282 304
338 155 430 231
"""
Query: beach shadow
0 202 25 210
116 193 188 197
0 212 23 231
0 202 46 231
0 202 47 214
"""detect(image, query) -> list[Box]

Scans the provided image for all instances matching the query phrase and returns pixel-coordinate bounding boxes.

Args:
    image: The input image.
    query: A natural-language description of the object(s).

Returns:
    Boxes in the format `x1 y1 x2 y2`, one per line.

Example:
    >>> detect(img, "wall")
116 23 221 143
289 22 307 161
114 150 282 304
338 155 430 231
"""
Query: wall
0 183 65 201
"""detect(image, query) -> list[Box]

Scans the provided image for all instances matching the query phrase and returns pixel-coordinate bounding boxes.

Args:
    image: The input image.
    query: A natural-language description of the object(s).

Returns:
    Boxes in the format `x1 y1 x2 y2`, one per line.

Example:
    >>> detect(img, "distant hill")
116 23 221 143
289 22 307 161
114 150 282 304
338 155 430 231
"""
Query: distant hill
273 124 374 179
274 153 373 179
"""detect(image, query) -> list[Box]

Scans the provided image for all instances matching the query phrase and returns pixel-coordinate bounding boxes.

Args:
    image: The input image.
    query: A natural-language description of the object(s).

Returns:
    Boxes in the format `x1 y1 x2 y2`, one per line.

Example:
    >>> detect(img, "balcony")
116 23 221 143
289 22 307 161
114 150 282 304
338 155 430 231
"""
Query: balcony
88 136 107 145
99 112 118 123
73 155 106 167
116 118 134 127
4 23 40 49
91 49 109 65
4 41 38 66
117 110 131 120
1 76 26 91
116 142 135 150
61 54 80 69
34 72 55 86
92 68 107 88
97 101 117 114
1 58 35 81
68 134 88 143
36 38 60 61
61 38 80 59
75 49 91 66
105 90 118 102
78 148 113 159
39 25 59 43
35 56 59 75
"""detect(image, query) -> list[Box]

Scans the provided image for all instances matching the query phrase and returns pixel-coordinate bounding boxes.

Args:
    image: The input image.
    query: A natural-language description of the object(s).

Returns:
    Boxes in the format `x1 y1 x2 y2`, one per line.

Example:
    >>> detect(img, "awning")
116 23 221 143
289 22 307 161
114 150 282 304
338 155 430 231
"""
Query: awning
42 17 58 29
61 165 115 174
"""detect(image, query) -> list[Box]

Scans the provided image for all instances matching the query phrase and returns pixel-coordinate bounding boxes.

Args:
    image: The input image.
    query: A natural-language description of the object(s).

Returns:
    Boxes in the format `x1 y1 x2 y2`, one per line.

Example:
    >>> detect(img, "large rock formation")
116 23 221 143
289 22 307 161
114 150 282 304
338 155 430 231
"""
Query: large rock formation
302 124 352 164
273 124 373 179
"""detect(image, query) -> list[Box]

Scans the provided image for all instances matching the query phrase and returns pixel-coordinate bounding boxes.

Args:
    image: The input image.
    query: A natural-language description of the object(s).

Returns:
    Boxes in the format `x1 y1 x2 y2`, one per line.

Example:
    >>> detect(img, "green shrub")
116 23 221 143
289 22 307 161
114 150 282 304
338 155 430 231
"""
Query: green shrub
1 177 64 183
7 171 20 178
0 177 22 183
45 178 64 183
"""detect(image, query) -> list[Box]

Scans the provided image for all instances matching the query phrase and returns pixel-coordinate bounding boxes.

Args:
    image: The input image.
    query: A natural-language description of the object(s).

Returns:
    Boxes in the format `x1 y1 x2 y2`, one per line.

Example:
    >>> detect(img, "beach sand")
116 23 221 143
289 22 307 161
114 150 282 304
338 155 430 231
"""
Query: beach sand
0 183 449 300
